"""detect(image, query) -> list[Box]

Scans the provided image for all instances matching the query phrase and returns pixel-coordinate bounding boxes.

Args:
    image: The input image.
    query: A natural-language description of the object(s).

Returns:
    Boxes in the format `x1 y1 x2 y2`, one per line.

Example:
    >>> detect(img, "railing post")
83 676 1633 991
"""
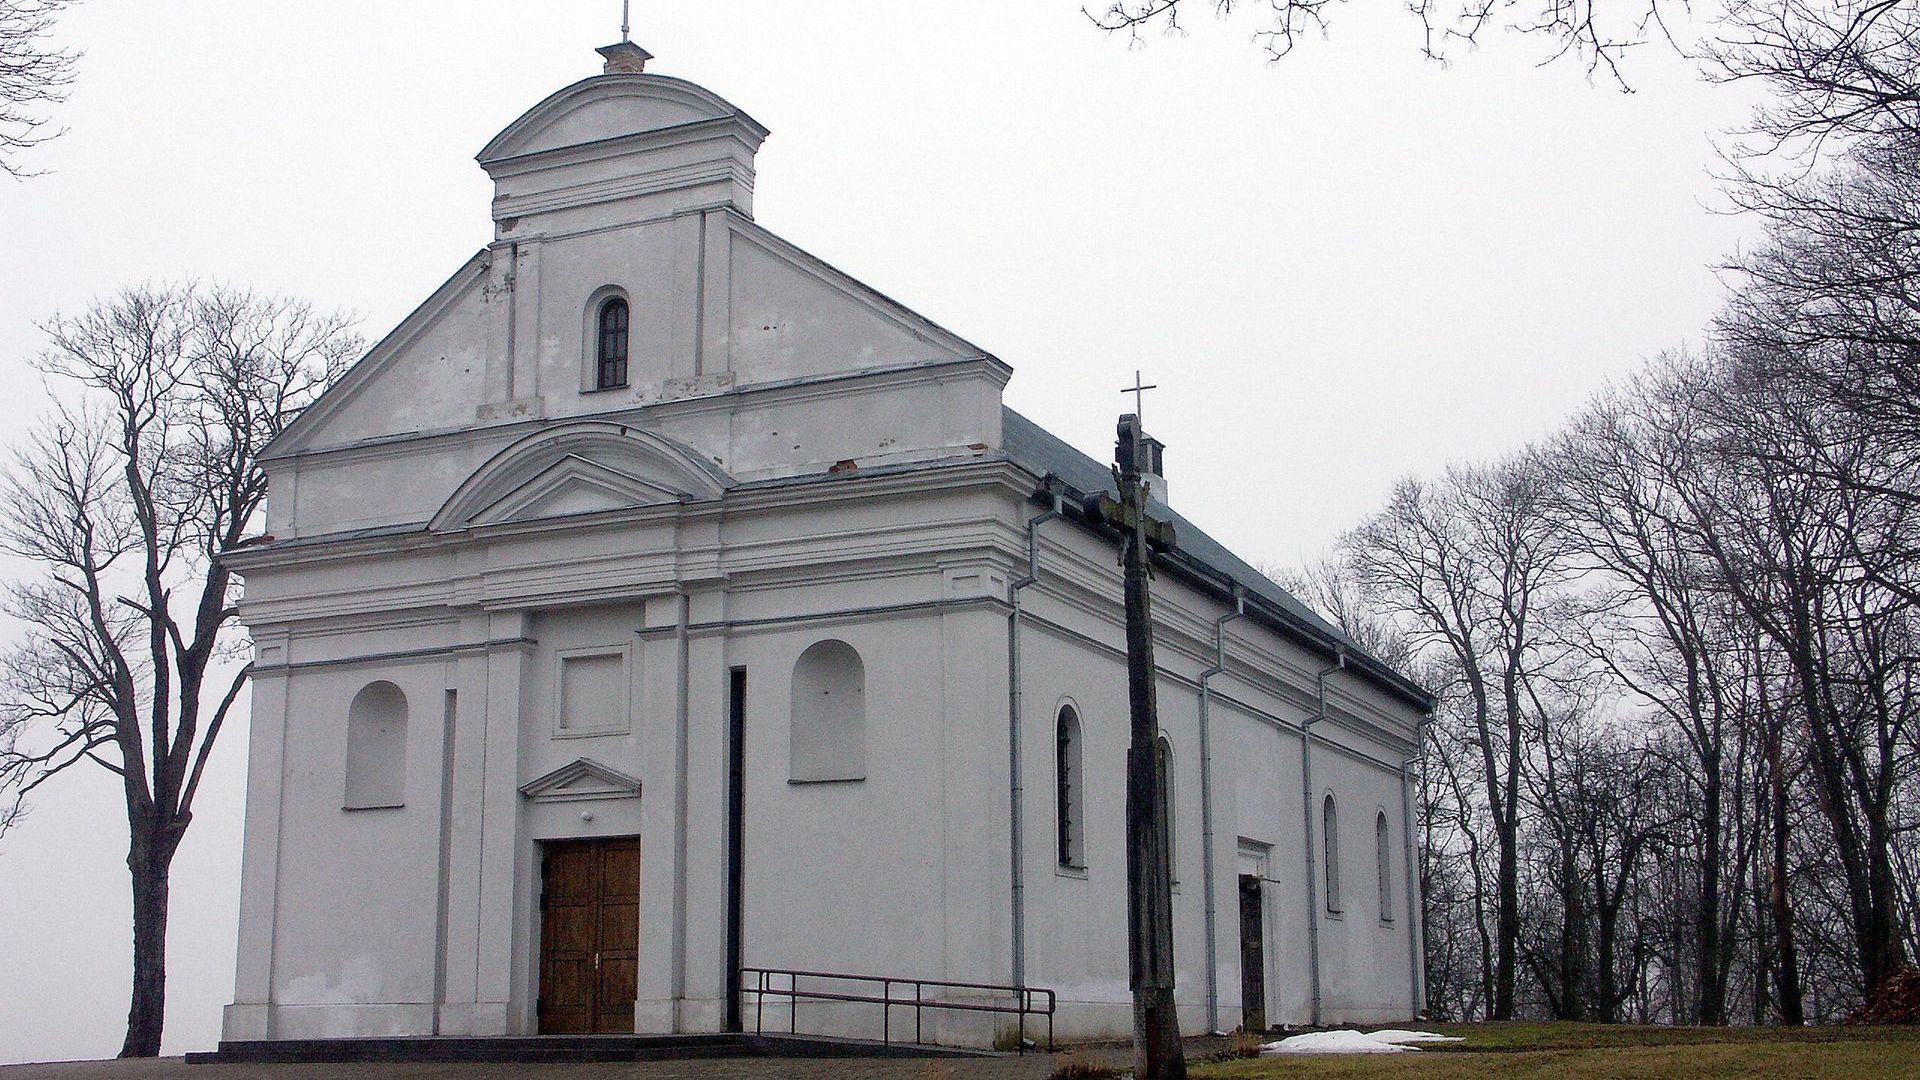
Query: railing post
915 981 923 1045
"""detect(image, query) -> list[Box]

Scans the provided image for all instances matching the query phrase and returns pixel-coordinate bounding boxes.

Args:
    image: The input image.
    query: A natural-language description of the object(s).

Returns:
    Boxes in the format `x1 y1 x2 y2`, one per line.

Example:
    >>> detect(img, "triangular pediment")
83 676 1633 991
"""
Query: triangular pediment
519 758 643 803
432 422 733 532
468 455 689 526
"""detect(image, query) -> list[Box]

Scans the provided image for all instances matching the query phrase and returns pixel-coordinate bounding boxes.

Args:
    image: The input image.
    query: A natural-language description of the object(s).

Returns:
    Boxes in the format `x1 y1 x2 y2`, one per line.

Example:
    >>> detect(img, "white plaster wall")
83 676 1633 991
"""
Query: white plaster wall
261 655 453 1038
265 357 1006 540
1310 743 1419 1023
299 281 493 454
526 218 694 395
1006 504 1422 1040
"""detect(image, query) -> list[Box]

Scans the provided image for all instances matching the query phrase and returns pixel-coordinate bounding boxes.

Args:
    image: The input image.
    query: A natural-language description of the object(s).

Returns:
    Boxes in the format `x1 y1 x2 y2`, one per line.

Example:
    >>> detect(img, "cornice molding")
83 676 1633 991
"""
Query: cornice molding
262 354 1009 469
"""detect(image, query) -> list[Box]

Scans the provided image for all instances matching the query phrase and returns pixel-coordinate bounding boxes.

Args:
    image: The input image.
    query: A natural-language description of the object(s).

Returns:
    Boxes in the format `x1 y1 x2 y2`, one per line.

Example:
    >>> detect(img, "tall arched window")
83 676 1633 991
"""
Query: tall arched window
595 296 630 389
345 680 407 809
789 639 865 782
1322 793 1342 913
1376 810 1394 922
1156 734 1175 883
1056 706 1084 868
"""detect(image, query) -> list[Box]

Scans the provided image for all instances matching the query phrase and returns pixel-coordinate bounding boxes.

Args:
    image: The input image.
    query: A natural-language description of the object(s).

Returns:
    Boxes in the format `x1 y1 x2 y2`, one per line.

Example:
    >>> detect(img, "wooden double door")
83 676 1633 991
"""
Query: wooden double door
538 837 640 1034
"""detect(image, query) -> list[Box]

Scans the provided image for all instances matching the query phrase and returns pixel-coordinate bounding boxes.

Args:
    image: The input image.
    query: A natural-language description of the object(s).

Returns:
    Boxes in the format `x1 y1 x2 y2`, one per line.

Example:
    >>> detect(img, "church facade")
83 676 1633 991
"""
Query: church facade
219 42 1431 1048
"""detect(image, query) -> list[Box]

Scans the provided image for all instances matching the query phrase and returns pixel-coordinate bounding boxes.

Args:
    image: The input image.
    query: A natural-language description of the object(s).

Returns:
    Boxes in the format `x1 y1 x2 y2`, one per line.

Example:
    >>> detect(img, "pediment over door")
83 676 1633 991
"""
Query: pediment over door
519 758 643 803
432 422 733 531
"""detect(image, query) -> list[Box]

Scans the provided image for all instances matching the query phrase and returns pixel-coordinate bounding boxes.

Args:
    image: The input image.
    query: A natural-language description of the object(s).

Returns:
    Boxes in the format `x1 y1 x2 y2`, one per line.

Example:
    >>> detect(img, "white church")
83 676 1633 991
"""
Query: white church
218 38 1430 1050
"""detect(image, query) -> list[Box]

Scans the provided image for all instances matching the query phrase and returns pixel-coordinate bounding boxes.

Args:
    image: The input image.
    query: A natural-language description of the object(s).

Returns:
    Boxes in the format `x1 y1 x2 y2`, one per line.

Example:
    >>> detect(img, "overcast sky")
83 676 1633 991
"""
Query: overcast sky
0 0 1759 1063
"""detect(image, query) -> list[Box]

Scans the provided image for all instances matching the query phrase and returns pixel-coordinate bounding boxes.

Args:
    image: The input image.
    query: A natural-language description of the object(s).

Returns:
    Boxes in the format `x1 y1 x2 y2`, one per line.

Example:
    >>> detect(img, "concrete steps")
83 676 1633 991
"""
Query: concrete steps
185 1032 994 1064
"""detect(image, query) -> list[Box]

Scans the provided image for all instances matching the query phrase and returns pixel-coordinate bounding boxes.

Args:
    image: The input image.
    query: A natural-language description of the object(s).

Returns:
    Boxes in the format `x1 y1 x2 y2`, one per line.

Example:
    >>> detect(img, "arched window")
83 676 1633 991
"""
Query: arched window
1156 734 1175 883
1056 706 1084 868
1376 810 1394 922
595 296 630 389
345 681 407 809
789 640 865 782
1322 793 1341 913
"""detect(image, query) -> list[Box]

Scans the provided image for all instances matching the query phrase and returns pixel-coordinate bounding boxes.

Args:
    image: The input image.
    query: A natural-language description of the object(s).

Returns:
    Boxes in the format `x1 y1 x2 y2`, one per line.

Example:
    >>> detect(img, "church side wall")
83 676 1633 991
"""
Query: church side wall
1004 496 1424 1042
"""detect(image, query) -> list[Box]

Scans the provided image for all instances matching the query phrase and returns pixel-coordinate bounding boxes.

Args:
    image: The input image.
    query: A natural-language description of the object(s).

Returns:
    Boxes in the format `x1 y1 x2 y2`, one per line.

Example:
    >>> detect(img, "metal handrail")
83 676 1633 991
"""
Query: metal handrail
739 965 1055 1054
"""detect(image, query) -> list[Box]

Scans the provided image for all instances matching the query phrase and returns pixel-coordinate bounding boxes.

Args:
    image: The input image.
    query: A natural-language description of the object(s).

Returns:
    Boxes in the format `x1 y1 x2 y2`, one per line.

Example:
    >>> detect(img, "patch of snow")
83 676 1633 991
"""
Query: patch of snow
1261 1030 1415 1054
1367 1029 1465 1045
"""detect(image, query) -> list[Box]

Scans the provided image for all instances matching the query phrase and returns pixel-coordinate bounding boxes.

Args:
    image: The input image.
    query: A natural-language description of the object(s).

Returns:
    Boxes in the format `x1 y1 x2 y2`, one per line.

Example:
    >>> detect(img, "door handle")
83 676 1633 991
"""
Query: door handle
595 951 601 970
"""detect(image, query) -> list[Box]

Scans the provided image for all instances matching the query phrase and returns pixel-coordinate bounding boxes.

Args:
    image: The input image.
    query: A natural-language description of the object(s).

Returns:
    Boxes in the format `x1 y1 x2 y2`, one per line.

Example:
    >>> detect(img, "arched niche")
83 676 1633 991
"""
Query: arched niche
345 680 407 809
789 639 865 783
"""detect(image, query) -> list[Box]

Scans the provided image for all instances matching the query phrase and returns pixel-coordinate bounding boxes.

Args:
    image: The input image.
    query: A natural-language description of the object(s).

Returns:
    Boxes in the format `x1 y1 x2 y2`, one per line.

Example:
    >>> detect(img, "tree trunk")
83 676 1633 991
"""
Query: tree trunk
1558 836 1586 1020
1697 768 1727 1024
1767 722 1805 1025
1594 901 1620 1023
1861 809 1908 998
120 824 174 1058
1493 819 1518 1019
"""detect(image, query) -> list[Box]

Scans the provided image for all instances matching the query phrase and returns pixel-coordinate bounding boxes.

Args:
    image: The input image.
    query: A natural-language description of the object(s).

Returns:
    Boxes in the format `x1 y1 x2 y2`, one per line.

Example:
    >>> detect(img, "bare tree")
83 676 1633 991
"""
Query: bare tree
1661 348 1918 1001
1548 380 1776 1023
1344 457 1572 1019
0 0 79 177
1708 0 1920 160
1083 0 1683 84
1269 555 1418 675
0 283 356 1056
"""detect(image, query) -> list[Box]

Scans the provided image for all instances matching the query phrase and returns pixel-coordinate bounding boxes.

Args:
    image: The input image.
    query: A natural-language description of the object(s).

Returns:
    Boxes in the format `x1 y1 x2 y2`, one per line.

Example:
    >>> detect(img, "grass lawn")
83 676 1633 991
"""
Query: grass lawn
1191 1022 1920 1080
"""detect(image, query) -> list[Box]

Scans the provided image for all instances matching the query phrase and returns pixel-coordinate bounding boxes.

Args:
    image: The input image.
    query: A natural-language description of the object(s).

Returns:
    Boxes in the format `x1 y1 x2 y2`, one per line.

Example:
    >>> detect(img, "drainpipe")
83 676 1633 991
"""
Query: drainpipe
1401 713 1428 1017
1007 490 1062 989
1197 586 1244 1035
1303 646 1345 1027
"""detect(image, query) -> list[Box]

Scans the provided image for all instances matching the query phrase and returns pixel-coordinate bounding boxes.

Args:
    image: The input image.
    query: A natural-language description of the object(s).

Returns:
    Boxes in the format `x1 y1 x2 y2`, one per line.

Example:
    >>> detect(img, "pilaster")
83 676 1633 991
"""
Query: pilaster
223 633 292 1041
435 611 494 1035
474 611 534 1033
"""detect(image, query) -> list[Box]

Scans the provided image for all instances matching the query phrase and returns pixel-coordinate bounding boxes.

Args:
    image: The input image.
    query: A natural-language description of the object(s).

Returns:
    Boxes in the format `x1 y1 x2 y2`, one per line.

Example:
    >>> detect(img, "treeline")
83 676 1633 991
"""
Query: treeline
1287 2 1920 1026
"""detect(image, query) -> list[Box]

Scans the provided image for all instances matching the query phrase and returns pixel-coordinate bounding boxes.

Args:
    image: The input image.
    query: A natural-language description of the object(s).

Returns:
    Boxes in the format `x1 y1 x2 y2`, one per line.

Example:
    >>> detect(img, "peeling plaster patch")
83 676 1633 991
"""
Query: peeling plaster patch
283 955 388 1005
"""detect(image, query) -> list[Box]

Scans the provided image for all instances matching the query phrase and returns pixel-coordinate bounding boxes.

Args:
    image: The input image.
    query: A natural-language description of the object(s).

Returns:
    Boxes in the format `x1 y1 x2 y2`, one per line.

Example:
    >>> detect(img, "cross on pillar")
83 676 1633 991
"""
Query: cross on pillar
1098 409 1187 1079
1121 370 1158 426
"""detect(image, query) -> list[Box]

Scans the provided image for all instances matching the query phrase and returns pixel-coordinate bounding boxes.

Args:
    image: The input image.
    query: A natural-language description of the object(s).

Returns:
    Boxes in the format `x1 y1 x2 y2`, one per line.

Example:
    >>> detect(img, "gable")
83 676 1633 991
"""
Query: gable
265 252 492 460
724 218 992 382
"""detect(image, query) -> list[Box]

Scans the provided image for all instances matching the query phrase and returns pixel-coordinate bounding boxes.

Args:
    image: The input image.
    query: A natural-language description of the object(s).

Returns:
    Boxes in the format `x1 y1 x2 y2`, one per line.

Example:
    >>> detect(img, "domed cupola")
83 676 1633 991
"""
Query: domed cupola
475 41 769 237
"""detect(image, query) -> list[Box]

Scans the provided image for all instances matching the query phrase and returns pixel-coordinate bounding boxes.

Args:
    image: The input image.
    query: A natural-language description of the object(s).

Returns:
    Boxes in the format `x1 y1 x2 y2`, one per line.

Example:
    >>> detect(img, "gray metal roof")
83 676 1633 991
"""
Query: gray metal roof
1001 407 1433 712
